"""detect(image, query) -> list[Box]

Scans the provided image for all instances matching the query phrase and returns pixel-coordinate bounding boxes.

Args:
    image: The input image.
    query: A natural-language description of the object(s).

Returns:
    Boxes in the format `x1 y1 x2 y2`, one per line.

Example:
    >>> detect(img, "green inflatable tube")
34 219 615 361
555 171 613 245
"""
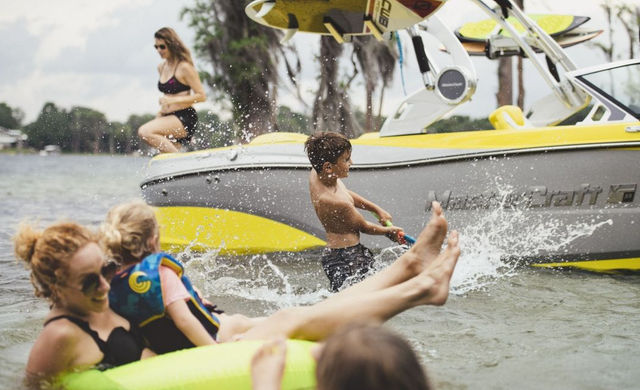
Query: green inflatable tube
60 340 317 390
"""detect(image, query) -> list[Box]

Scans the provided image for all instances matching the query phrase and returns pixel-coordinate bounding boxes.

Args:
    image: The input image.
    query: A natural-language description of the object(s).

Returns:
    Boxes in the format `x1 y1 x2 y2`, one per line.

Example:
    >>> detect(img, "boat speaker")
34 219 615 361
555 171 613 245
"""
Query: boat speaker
435 66 476 104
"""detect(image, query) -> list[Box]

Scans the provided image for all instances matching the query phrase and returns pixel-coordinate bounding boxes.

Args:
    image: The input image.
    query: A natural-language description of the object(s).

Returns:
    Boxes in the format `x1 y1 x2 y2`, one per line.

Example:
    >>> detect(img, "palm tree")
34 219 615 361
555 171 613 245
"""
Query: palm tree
184 0 300 142
312 36 358 138
352 36 397 132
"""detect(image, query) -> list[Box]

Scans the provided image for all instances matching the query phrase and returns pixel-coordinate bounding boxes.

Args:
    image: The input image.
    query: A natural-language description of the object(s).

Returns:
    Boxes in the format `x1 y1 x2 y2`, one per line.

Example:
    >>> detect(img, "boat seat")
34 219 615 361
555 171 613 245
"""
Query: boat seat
489 105 531 130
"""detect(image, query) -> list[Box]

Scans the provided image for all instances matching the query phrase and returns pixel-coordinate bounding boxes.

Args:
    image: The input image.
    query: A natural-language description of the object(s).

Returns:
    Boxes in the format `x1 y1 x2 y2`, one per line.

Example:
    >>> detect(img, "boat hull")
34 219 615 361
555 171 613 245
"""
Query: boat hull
141 129 640 272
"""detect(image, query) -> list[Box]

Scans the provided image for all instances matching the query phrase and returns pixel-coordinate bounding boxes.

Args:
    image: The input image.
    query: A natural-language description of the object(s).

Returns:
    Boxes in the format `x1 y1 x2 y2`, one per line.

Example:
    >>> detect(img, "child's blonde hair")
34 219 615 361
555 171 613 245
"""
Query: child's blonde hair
101 200 158 266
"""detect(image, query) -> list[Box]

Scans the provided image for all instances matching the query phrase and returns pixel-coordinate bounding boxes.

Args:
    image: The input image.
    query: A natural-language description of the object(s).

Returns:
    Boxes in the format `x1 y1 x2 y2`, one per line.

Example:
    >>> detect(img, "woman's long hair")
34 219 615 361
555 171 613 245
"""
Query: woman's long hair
154 27 194 65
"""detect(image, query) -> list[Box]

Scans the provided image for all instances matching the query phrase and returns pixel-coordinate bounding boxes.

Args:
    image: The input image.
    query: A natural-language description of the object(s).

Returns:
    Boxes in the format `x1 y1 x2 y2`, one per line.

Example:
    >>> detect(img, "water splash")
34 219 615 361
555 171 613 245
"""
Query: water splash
179 179 614 303
449 181 614 294
184 251 330 310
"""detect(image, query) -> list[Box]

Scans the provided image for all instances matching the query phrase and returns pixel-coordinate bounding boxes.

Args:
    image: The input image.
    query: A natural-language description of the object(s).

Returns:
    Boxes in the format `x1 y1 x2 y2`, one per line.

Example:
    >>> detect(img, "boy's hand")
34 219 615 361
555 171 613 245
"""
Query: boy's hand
385 226 406 244
376 209 393 226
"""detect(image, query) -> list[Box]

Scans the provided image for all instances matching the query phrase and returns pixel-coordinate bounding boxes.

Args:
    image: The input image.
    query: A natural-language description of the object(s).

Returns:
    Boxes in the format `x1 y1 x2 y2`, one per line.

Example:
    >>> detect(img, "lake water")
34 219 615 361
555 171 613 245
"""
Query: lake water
0 153 638 389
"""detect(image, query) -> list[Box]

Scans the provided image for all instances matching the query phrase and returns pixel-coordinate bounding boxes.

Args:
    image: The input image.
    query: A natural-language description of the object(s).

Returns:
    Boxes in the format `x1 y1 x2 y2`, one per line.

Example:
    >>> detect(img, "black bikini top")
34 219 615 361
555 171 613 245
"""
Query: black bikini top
158 63 190 94
44 315 145 370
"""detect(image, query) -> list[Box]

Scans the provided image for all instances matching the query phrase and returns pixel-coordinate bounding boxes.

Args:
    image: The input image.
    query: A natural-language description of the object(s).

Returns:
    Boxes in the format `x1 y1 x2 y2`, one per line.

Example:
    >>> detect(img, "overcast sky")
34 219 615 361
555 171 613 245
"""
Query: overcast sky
0 0 629 125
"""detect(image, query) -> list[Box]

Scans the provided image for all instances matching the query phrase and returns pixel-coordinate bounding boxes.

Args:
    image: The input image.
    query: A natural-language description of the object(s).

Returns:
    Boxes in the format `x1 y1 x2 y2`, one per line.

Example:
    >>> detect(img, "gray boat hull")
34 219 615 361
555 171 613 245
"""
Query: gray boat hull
141 139 640 271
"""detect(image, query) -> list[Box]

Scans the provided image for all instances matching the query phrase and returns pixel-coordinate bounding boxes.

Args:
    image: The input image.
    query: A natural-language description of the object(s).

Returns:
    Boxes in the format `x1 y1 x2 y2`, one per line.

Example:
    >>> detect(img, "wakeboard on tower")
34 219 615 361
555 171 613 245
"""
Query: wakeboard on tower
245 0 447 42
454 14 602 57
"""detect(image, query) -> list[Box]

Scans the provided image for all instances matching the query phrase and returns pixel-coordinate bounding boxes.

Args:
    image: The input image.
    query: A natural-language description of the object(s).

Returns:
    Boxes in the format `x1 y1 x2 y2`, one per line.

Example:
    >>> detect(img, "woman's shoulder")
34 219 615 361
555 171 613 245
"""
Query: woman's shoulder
38 316 84 349
175 60 196 75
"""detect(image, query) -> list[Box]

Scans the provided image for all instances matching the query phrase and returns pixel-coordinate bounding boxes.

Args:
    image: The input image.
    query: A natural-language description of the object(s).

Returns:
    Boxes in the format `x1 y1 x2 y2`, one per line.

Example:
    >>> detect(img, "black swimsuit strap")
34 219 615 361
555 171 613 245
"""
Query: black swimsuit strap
44 315 108 353
160 62 180 82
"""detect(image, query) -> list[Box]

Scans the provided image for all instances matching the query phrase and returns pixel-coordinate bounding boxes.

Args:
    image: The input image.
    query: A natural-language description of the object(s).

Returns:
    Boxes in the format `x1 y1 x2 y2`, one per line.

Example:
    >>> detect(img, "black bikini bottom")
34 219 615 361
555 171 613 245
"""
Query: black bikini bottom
165 107 198 144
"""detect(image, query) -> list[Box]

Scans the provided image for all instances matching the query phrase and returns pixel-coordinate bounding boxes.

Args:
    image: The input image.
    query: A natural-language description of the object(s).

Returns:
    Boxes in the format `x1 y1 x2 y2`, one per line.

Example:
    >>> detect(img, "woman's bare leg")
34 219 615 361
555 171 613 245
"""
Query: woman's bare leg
138 115 187 153
330 201 448 300
241 230 460 341
221 202 453 342
217 313 266 342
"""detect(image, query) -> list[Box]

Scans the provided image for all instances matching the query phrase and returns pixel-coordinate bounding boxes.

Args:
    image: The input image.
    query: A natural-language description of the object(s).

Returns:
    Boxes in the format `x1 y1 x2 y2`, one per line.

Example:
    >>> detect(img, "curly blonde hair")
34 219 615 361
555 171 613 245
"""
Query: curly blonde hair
101 200 158 266
14 222 95 302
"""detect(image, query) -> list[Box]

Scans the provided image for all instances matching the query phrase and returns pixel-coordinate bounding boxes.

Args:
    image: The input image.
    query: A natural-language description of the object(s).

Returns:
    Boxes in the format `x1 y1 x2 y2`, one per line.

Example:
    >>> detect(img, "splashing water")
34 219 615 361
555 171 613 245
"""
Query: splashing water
184 250 331 310
449 182 614 294
177 179 614 305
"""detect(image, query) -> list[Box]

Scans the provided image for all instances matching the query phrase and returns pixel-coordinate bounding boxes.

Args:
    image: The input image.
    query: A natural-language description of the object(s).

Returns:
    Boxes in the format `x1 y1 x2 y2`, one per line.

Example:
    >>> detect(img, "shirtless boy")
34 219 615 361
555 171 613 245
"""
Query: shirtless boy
304 132 405 291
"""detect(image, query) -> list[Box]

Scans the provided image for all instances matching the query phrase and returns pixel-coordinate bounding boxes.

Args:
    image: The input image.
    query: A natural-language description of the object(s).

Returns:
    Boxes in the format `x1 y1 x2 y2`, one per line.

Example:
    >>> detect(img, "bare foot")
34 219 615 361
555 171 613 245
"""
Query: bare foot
251 338 288 390
414 230 460 306
405 201 448 272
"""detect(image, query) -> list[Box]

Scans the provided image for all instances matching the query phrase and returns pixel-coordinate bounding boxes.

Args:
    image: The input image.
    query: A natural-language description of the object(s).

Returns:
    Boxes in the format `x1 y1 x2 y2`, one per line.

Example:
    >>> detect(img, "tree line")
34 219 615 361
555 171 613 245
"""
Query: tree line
0 100 491 154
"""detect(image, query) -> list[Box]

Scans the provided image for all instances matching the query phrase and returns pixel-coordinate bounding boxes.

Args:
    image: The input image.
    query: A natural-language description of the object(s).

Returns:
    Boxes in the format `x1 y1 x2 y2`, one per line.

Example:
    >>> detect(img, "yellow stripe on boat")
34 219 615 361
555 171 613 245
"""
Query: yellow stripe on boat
532 257 640 272
351 122 640 150
155 206 326 255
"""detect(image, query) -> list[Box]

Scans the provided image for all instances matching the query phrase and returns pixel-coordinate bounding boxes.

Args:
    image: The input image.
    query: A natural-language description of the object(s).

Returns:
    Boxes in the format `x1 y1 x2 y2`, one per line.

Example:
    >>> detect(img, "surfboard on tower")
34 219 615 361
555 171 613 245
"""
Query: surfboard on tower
457 28 603 57
245 0 447 42
455 14 590 42
450 14 602 57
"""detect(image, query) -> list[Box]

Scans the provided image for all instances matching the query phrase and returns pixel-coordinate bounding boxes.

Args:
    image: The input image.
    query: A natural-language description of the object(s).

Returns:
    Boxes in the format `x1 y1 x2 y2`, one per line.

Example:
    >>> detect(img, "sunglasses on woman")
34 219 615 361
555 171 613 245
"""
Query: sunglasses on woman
154 44 167 50
78 260 119 295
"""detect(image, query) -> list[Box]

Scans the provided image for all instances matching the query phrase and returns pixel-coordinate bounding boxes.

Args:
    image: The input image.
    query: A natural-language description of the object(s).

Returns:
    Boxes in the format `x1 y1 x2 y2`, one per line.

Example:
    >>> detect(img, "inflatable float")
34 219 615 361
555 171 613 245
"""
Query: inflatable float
60 340 317 390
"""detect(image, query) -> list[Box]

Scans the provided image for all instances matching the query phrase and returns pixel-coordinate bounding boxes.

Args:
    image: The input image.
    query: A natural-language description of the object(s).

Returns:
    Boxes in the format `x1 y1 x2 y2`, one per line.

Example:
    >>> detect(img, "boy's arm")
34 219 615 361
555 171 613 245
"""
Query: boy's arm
347 190 392 225
333 200 404 242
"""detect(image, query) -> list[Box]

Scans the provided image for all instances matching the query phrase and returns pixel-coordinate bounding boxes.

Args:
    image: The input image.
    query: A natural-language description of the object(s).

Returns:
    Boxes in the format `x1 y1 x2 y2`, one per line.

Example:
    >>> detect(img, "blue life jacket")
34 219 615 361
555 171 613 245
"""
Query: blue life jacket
109 252 221 354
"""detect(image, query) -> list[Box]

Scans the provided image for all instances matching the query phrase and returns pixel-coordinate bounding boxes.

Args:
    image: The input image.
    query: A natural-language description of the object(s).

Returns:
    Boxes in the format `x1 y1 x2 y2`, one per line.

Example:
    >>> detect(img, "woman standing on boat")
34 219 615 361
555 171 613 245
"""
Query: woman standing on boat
138 27 206 153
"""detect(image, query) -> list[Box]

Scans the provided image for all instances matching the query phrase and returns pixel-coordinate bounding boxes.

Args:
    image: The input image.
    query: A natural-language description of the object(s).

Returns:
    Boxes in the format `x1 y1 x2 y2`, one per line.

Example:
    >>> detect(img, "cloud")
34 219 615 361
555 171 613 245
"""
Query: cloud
1 0 153 63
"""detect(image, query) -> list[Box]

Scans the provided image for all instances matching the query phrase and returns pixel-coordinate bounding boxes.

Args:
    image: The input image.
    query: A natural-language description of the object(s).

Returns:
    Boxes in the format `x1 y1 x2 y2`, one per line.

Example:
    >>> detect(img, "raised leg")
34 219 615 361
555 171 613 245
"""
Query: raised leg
330 201 448 300
138 115 187 153
241 229 460 341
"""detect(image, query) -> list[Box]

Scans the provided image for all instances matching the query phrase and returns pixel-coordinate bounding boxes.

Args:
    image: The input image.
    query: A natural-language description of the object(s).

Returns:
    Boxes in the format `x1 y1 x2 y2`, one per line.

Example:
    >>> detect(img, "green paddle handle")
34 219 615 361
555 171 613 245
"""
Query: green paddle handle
371 213 416 245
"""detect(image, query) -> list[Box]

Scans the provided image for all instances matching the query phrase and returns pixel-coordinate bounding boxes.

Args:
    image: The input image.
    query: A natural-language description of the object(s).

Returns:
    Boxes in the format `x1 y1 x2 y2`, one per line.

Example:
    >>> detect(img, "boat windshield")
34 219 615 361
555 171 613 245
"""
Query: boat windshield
577 62 640 119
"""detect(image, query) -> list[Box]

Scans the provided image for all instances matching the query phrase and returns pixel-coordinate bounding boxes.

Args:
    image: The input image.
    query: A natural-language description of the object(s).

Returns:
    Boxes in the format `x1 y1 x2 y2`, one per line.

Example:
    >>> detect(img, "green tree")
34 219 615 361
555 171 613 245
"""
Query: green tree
0 102 24 129
426 115 492 134
184 0 299 142
276 105 310 134
68 106 109 153
193 110 235 149
24 102 69 150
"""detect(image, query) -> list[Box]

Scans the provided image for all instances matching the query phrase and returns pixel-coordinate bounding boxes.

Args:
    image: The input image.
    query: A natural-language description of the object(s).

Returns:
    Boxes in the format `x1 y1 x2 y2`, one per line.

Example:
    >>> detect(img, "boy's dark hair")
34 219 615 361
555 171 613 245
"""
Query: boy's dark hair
316 323 432 390
304 132 352 173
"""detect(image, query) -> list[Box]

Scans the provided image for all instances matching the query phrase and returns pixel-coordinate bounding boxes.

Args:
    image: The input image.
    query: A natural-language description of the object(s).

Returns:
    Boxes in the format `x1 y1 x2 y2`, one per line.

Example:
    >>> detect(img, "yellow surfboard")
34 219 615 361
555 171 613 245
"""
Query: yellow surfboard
246 0 446 41
457 28 603 57
456 14 590 42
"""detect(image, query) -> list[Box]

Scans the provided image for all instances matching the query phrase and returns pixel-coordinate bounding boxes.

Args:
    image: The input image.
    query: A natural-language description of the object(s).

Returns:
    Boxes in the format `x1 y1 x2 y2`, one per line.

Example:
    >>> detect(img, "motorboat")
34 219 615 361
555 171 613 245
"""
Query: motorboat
140 0 640 272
